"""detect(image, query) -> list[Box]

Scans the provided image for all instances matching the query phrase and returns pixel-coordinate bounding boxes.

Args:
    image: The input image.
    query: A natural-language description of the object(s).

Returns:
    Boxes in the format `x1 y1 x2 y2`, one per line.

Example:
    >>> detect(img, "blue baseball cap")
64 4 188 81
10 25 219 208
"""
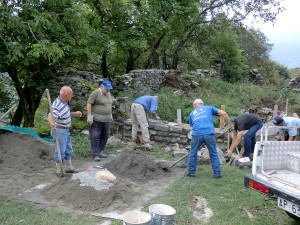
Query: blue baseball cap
273 116 284 125
102 80 113 90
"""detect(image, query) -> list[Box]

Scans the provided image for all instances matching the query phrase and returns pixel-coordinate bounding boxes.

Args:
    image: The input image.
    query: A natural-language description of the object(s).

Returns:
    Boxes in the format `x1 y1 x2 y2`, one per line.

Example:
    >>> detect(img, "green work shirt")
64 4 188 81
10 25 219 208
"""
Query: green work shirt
87 89 113 122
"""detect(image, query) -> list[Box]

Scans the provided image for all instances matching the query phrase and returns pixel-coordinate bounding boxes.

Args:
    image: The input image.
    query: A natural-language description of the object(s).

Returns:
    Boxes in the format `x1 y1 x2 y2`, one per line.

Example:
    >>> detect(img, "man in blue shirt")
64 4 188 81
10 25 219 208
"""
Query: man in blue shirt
188 99 232 178
131 95 159 148
273 116 300 141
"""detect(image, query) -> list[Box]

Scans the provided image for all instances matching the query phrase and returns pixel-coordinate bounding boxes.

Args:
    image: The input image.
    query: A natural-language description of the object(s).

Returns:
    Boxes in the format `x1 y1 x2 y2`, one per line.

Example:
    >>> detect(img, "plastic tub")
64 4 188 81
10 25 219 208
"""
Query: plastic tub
123 211 151 225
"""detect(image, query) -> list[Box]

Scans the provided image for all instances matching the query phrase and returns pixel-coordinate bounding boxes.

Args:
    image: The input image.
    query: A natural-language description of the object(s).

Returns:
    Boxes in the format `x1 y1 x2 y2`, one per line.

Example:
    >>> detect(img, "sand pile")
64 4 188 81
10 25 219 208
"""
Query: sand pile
41 149 173 213
0 132 53 172
104 149 169 182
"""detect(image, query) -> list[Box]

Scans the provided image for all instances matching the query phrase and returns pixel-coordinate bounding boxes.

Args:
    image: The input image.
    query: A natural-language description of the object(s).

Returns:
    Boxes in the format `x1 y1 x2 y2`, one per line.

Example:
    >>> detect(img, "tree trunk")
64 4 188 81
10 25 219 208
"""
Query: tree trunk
146 48 160 69
8 68 44 127
170 50 179 69
101 52 109 78
126 48 134 73
11 101 23 126
161 49 168 69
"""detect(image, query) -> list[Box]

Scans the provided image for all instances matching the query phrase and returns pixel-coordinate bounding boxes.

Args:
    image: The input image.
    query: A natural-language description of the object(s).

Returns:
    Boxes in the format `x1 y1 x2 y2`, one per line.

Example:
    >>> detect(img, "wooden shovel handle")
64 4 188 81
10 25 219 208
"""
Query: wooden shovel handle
170 153 189 168
46 89 64 177
0 104 16 121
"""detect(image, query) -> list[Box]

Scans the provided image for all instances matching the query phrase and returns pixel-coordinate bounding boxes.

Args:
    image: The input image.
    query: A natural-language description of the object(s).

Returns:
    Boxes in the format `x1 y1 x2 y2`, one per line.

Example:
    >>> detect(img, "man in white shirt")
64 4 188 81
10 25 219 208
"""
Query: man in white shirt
273 116 300 141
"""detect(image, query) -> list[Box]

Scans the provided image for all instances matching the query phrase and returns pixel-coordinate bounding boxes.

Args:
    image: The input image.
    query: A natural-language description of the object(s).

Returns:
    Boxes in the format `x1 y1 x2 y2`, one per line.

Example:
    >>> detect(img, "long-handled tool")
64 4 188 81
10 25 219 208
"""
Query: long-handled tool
46 89 64 177
0 104 16 121
163 126 233 171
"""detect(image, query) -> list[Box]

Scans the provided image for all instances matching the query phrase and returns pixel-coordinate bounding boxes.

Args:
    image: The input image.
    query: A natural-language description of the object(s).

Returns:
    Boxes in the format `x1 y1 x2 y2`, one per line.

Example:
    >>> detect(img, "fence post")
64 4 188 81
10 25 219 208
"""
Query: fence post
177 109 182 125
220 105 225 128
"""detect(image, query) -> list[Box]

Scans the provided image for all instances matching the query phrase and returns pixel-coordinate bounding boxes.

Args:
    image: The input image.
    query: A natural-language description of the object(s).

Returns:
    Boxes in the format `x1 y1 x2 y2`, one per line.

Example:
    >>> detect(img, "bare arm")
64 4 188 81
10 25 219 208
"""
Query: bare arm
218 110 233 127
227 131 243 156
48 114 56 129
87 102 92 115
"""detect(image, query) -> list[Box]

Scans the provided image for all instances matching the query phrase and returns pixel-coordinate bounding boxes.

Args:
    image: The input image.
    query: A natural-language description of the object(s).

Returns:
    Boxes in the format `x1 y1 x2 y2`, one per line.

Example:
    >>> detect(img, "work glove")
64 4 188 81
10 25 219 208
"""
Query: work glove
110 114 114 123
155 114 161 120
87 115 94 126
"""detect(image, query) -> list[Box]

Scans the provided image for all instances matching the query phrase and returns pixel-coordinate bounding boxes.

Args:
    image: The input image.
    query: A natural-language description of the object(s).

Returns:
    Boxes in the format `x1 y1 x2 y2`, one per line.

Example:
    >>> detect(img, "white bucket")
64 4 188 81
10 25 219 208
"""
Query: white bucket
149 204 176 225
123 211 151 225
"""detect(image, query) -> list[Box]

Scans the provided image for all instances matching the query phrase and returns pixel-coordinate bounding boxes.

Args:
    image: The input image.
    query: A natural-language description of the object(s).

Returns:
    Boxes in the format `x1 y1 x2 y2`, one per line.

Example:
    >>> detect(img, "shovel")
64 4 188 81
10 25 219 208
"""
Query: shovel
46 89 64 177
0 104 16 121
162 126 233 172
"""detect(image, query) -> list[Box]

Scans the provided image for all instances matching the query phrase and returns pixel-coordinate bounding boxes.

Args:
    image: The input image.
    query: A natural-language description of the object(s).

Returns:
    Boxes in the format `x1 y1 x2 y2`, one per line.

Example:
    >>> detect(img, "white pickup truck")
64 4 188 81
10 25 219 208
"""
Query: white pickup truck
244 125 300 221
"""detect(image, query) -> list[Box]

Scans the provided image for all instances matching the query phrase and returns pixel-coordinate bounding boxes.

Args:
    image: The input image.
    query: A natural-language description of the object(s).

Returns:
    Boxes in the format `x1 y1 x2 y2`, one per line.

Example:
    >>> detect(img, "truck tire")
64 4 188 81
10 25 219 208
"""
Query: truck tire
286 211 300 222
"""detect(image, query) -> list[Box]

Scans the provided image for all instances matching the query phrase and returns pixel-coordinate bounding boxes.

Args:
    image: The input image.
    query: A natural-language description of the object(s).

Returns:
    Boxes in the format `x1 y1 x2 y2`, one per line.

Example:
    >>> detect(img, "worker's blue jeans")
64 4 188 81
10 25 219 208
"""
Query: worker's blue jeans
188 134 221 177
51 128 73 164
243 122 263 157
89 121 110 157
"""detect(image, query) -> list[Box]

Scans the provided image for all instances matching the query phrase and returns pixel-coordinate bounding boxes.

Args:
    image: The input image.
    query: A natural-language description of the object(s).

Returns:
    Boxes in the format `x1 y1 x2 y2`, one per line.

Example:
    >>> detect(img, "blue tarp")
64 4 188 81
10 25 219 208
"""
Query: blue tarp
0 125 53 142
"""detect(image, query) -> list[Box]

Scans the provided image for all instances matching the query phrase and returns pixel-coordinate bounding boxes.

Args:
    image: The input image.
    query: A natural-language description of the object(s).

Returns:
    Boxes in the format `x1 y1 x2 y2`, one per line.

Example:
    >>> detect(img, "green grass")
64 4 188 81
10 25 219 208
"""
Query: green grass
0 196 105 225
142 164 297 225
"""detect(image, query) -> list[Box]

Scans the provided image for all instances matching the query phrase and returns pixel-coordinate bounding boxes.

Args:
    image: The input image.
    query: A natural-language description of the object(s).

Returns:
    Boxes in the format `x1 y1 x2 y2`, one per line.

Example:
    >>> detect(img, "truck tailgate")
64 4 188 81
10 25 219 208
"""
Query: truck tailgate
244 174 300 206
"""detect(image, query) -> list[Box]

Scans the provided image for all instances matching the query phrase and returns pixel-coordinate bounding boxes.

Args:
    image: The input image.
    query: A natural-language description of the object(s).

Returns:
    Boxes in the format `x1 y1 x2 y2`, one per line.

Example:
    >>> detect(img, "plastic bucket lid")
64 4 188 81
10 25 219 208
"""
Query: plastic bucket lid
123 211 151 225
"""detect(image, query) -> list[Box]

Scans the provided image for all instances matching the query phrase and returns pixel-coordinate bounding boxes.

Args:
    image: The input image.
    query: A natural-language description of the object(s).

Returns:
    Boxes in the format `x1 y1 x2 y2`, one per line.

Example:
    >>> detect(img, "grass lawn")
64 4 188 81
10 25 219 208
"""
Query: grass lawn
0 163 297 225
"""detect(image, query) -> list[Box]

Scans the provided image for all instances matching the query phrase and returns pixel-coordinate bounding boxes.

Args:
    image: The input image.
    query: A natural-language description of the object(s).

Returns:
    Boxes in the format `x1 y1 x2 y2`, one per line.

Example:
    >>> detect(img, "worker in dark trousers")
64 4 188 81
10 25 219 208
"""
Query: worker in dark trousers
227 113 263 157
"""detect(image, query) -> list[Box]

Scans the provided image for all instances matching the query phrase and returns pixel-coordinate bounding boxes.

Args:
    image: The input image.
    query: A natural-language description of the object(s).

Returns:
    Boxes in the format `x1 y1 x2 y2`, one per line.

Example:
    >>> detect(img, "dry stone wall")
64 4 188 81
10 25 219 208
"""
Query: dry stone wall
122 119 192 146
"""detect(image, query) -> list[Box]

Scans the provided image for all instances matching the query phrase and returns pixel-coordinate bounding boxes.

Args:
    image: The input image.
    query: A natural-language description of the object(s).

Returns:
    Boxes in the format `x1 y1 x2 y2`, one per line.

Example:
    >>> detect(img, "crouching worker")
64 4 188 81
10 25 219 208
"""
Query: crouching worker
48 86 82 174
273 116 300 141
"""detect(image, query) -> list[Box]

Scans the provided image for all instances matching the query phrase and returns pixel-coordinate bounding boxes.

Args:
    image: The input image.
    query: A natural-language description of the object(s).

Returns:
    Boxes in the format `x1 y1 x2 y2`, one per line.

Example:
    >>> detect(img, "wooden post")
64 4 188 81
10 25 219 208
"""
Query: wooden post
273 104 278 118
177 109 182 125
285 99 289 116
220 105 225 128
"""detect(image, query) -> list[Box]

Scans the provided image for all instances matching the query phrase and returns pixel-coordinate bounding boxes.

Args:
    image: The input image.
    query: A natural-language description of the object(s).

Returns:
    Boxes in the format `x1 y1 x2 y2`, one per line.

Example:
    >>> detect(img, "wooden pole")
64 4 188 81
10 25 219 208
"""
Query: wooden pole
273 104 278 118
177 109 182 125
220 105 225 128
0 104 16 121
285 99 288 116
46 89 64 177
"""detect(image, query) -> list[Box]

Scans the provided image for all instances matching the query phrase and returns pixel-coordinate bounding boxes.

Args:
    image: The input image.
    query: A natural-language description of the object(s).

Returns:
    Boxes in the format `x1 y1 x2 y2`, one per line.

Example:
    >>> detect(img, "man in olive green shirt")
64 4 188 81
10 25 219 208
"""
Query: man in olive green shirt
87 80 113 162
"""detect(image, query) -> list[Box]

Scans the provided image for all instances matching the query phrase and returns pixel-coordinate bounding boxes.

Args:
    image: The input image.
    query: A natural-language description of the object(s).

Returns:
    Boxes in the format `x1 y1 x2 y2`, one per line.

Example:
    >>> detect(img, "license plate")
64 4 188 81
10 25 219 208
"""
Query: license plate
278 197 300 217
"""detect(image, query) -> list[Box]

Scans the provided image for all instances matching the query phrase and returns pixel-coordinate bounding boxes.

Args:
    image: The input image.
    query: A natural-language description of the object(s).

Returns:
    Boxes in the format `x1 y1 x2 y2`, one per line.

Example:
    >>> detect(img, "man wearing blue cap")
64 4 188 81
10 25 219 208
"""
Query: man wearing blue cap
87 80 113 161
273 116 300 141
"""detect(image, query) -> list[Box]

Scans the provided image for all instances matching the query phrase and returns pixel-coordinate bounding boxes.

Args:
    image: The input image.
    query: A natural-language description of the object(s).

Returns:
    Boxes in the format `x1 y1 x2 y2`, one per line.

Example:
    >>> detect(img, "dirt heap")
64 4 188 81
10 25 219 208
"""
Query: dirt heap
0 131 53 172
0 131 182 217
104 149 169 183
41 149 173 213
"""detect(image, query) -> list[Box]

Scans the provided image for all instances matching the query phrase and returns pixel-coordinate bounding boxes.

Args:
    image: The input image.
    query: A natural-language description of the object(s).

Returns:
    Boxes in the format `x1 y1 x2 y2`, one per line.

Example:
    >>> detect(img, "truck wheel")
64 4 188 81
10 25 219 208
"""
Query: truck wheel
286 212 300 222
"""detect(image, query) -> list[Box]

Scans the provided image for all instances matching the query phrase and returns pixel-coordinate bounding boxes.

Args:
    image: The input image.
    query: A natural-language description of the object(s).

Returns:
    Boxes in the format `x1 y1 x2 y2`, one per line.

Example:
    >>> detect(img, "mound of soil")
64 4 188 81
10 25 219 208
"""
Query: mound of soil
41 177 138 212
0 131 52 172
0 131 184 218
104 149 170 183
41 149 175 214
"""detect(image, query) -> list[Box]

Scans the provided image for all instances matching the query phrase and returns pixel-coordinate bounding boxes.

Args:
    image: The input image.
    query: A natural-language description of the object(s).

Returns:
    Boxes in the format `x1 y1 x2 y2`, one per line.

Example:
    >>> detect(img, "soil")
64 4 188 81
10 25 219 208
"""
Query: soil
0 131 185 220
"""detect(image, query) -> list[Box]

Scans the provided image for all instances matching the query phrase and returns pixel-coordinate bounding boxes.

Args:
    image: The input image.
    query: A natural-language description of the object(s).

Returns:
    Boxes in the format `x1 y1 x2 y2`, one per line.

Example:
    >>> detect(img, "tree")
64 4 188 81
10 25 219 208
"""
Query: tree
0 0 91 126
